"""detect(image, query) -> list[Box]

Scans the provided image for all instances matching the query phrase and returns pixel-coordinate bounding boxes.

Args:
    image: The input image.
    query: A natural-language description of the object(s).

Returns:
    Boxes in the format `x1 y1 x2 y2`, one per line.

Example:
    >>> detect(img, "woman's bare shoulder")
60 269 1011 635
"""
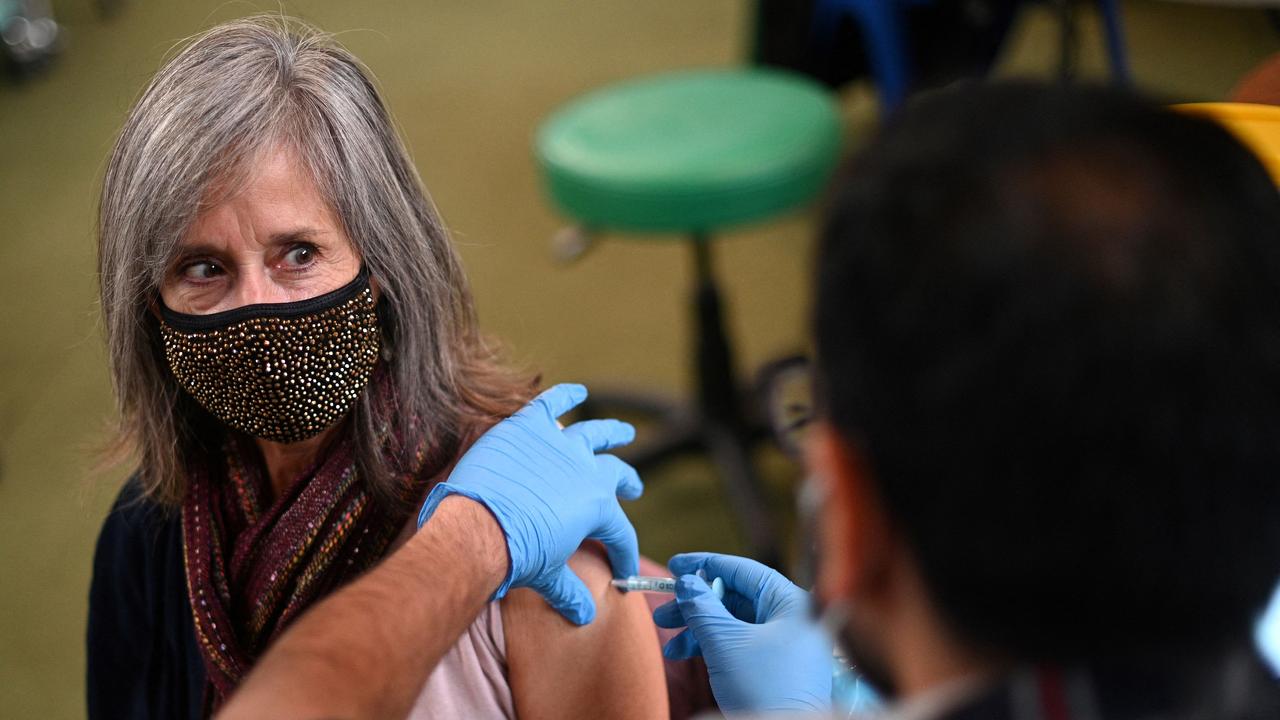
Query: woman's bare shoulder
501 543 669 720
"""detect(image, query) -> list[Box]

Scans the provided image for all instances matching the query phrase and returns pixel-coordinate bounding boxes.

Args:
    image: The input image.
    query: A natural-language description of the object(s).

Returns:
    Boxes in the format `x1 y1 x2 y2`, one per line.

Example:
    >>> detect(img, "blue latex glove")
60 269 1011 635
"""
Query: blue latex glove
417 383 643 625
1257 582 1280 676
653 552 832 714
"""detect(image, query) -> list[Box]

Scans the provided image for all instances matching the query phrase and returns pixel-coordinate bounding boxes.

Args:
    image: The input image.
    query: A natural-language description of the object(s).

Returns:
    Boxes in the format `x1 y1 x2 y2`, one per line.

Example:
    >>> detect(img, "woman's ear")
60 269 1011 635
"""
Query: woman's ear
807 421 893 609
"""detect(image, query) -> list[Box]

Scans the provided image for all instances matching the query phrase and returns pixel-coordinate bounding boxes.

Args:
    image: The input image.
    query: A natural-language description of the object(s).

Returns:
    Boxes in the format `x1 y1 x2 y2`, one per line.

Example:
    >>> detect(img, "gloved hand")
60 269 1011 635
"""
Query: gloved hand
653 552 832 714
417 383 643 625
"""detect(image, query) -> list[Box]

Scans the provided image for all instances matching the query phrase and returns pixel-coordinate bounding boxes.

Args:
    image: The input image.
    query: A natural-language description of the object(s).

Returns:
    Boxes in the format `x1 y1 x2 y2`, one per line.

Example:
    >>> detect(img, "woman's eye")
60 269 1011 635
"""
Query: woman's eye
181 261 223 281
284 244 316 267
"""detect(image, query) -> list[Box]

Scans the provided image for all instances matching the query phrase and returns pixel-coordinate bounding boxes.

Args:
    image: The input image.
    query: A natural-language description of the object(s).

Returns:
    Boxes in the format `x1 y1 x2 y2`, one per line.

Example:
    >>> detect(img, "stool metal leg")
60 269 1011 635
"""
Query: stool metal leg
704 421 782 567
563 235 784 563
1097 0 1131 86
691 235 780 564
692 236 741 423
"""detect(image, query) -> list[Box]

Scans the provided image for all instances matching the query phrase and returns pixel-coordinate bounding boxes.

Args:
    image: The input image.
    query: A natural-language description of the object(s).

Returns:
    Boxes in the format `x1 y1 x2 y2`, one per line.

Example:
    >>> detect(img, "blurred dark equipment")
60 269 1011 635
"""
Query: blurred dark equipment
1047 0 1130 84
1 0 59 79
756 0 1130 112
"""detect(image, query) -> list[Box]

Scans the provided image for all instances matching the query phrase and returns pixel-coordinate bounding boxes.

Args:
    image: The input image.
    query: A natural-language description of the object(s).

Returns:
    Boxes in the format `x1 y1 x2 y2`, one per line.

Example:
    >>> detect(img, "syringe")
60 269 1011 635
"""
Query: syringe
611 575 726 599
611 576 677 593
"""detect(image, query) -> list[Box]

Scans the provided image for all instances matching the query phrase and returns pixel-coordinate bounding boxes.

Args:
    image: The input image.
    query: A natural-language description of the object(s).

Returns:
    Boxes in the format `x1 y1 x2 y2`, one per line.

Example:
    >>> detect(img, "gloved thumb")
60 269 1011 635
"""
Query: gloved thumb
537 565 596 626
662 627 702 660
662 574 738 659
675 573 732 618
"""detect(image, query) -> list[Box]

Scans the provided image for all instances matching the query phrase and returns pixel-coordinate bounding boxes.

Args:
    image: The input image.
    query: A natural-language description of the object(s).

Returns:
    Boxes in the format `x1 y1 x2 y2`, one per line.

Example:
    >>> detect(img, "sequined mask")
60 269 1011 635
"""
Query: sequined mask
159 267 381 443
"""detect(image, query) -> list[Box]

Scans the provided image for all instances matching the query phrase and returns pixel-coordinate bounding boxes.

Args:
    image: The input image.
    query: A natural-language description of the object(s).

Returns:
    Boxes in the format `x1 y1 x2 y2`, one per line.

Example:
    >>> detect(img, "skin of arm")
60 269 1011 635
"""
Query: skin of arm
216 496 508 720
503 542 670 720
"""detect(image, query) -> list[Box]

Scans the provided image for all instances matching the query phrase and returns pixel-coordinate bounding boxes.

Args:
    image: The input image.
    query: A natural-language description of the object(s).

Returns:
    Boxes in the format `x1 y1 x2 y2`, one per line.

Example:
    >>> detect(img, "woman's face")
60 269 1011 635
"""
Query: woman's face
159 145 362 315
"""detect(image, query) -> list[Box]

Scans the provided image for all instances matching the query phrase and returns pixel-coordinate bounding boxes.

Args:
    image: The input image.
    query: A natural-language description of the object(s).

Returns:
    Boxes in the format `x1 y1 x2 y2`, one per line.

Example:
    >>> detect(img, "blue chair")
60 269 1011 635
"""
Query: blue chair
1097 0 1131 85
811 0 929 111
812 0 1131 114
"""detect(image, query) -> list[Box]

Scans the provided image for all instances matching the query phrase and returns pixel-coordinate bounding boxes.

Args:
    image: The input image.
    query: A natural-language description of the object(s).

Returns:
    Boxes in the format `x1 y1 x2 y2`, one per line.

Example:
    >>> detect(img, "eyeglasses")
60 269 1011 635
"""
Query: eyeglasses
760 355 815 461
761 356 820 587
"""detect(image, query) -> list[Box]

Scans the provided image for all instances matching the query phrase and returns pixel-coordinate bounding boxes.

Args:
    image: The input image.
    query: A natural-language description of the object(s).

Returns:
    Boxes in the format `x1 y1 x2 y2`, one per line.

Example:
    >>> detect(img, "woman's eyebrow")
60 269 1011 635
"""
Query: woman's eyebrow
268 228 323 245
169 242 222 261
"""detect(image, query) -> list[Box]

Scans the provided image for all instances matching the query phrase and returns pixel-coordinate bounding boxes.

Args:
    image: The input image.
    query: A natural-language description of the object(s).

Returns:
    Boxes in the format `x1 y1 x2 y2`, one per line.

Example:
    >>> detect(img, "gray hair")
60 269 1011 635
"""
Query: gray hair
99 15 533 508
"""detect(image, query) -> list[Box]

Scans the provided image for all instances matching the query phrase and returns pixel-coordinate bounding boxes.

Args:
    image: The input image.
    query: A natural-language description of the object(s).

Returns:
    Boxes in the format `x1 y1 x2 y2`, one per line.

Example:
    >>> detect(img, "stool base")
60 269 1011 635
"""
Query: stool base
575 234 785 567
578 388 782 569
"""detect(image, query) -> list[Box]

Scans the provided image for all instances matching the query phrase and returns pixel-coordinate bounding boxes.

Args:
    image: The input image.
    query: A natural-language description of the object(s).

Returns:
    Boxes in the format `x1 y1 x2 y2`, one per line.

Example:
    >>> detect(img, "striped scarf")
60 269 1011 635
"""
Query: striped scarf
181 374 436 712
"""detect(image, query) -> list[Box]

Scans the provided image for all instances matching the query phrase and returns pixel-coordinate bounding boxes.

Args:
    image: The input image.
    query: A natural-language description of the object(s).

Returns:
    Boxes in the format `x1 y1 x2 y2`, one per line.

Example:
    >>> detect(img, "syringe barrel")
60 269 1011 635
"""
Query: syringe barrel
612 576 677 593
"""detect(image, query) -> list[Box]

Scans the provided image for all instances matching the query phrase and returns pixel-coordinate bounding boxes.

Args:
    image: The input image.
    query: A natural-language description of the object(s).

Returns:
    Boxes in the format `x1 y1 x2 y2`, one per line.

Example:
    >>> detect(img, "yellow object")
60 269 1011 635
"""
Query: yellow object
1175 102 1280 185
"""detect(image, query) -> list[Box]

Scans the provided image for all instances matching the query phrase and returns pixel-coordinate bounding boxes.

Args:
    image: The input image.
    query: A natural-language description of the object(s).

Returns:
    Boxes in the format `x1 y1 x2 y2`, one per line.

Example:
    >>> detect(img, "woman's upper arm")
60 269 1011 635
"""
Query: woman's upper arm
503 543 669 720
87 485 152 717
88 481 203 720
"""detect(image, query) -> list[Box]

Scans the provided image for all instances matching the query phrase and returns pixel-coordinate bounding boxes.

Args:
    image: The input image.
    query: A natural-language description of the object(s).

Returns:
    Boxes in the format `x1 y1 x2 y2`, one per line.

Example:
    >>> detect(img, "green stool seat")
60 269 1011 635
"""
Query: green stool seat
536 68 842 233
533 67 843 564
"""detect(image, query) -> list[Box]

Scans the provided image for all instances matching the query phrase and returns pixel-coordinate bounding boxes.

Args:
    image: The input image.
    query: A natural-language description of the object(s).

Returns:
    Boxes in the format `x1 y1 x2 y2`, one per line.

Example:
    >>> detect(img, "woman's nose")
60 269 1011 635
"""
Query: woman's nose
229 268 284 308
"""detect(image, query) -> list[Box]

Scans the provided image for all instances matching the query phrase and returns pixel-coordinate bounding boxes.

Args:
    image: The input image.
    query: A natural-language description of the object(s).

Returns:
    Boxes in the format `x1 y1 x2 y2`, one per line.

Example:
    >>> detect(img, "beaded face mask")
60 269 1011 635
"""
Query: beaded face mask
159 267 381 444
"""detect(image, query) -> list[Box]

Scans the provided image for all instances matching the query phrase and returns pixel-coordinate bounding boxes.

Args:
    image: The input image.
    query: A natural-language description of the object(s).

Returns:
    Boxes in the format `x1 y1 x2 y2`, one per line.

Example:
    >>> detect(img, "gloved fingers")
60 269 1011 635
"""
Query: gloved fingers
671 555 772 622
675 574 737 627
525 383 588 423
598 453 644 501
652 598 686 628
766 581 817 622
590 504 640 579
563 418 636 453
661 628 703 660
720 588 760 623
670 552 779 603
538 565 597 626
668 551 728 577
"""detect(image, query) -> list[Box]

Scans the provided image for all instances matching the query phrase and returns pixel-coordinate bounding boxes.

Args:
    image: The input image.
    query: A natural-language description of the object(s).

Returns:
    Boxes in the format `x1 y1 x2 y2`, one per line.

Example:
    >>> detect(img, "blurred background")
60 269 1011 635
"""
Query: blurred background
2 1 1279 717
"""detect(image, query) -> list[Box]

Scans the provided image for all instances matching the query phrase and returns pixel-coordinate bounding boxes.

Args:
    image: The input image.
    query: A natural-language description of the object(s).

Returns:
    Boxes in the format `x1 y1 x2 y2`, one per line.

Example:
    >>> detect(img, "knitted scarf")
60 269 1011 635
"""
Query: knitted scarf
180 375 439 712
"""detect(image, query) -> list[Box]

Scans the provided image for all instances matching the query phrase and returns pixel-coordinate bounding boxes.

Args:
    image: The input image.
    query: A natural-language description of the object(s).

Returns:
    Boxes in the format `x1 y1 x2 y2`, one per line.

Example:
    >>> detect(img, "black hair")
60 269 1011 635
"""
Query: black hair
815 82 1280 661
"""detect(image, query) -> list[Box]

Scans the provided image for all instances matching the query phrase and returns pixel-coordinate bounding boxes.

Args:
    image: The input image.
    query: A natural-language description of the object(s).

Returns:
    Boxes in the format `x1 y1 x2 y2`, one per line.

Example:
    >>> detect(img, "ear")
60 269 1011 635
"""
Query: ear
807 421 893 608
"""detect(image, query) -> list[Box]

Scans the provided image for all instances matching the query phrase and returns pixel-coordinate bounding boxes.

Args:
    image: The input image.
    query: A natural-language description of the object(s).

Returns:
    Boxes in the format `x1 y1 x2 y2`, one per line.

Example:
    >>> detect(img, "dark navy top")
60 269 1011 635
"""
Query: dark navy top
87 481 206 720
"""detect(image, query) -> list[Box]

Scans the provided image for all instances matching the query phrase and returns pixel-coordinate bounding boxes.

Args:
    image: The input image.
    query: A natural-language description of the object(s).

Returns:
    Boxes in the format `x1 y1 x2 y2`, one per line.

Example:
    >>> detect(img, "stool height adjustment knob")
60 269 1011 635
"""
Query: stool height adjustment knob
551 225 597 265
